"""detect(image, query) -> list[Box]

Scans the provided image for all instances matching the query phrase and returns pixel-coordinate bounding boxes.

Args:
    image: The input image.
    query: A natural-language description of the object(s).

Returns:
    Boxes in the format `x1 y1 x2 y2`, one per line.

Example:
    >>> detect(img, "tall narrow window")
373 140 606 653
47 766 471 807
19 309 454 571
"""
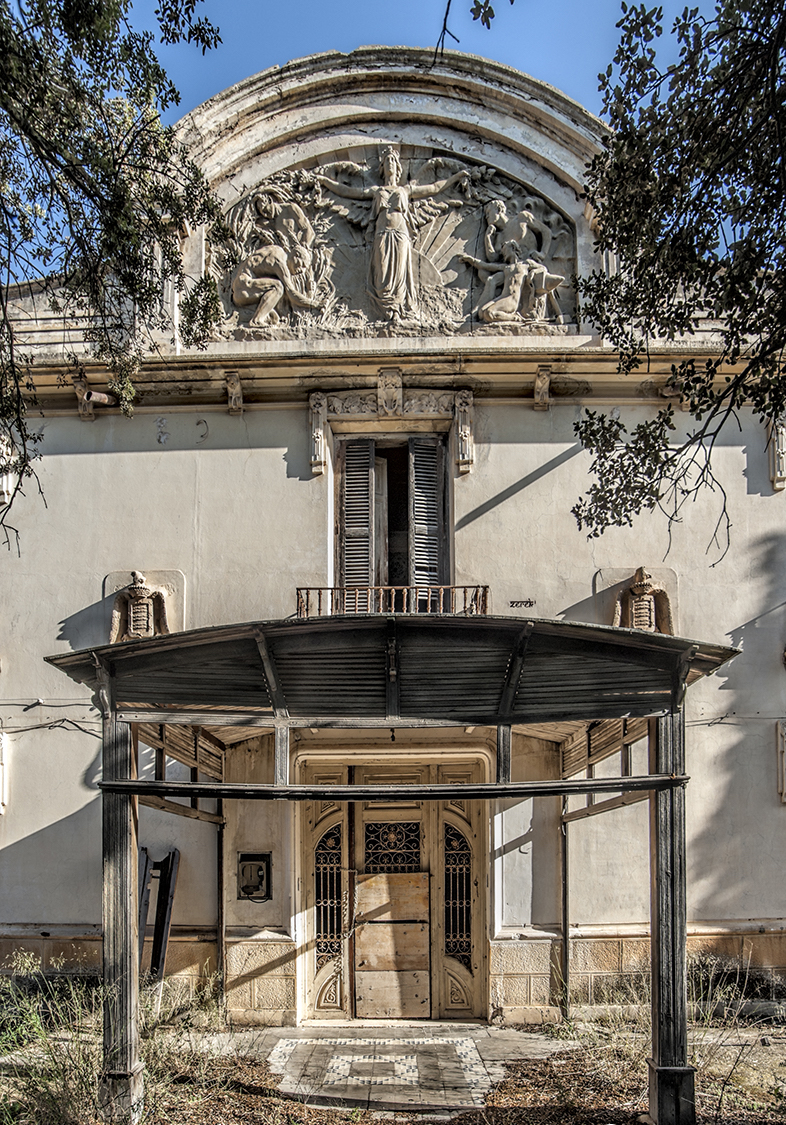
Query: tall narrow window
338 436 447 596
314 824 342 971
444 823 472 972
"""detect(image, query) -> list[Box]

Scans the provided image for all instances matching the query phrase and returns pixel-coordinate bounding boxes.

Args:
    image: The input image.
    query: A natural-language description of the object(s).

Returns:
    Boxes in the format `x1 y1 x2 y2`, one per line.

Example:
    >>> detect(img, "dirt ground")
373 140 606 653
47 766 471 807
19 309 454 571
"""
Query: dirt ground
139 1026 786 1125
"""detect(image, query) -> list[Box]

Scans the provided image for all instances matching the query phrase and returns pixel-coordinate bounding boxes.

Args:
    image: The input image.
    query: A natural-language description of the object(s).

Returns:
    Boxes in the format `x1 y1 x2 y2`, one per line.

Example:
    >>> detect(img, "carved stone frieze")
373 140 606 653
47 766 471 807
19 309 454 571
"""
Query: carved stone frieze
210 146 577 342
327 392 377 415
310 375 475 475
403 391 455 415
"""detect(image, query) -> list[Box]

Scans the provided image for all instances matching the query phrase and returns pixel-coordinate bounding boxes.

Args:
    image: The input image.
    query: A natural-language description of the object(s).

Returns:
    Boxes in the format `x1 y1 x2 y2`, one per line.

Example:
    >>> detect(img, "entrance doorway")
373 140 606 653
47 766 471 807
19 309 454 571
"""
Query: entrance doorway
300 754 486 1020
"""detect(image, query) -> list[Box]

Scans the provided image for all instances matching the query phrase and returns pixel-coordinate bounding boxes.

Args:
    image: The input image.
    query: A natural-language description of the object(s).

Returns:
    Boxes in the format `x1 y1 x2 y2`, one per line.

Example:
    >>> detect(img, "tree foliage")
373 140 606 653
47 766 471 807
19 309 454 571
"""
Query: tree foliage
0 0 222 539
447 0 785 553
573 1 786 550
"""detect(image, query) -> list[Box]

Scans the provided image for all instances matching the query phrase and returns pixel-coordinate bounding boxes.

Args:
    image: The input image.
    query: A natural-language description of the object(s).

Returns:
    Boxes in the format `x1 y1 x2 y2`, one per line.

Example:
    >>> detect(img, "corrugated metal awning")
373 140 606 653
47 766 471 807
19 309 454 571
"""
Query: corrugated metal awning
45 615 737 726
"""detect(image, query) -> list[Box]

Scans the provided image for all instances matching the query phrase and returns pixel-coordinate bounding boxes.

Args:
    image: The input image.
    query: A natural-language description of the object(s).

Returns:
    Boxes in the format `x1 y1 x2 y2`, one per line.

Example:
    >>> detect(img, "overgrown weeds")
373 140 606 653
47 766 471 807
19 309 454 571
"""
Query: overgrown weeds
2 950 786 1123
531 951 786 1121
0 953 230 1124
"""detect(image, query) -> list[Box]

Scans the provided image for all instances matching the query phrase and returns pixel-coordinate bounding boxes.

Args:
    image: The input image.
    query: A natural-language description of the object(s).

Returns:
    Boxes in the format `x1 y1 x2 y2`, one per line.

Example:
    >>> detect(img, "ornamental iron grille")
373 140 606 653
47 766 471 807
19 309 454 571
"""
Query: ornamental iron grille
364 821 421 873
314 824 342 972
444 823 472 972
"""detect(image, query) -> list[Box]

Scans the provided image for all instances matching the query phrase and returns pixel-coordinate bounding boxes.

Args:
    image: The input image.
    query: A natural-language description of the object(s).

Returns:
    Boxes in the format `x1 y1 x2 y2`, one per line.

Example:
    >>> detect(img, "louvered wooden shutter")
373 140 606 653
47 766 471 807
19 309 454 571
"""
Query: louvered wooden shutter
340 439 375 587
408 436 447 586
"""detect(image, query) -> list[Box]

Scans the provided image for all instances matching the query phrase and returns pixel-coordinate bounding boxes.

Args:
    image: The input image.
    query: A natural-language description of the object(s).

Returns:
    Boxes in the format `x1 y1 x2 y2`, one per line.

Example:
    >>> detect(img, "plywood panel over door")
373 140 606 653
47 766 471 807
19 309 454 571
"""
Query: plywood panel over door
354 872 430 1018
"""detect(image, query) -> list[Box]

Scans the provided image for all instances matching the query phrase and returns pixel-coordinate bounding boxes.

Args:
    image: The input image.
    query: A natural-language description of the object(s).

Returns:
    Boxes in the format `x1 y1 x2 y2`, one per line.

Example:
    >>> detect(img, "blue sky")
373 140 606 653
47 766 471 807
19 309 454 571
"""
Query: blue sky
131 0 703 124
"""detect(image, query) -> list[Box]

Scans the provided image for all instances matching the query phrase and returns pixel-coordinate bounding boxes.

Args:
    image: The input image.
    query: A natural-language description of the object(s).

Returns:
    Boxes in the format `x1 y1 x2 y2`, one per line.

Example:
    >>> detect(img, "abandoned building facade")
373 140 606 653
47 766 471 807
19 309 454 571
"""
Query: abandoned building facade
0 47 782 1122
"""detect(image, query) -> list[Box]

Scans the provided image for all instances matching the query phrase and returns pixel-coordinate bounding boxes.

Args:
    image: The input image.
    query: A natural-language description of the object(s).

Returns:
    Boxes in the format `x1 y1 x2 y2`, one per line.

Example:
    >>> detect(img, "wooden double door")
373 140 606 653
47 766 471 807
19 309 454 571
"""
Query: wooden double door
302 757 485 1020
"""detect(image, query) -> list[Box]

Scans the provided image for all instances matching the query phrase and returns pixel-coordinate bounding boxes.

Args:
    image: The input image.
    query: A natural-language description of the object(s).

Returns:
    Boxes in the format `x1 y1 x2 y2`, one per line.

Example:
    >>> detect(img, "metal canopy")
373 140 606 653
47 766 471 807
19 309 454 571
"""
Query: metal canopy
46 614 736 726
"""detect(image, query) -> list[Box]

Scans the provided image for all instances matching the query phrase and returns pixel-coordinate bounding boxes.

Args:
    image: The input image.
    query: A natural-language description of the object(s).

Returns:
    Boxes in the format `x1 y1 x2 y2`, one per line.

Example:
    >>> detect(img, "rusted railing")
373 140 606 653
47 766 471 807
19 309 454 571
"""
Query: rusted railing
296 585 489 618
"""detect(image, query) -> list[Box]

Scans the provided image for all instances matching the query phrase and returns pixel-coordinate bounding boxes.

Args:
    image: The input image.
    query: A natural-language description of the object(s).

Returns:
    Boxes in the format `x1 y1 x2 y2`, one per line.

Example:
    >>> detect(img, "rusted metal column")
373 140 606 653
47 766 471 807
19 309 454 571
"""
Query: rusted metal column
648 710 694 1125
100 713 143 1123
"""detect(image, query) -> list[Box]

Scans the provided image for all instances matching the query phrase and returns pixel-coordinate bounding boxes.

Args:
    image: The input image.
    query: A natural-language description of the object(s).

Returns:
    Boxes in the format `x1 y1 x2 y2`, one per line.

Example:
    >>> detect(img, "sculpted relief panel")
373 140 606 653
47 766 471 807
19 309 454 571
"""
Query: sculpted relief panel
210 146 577 341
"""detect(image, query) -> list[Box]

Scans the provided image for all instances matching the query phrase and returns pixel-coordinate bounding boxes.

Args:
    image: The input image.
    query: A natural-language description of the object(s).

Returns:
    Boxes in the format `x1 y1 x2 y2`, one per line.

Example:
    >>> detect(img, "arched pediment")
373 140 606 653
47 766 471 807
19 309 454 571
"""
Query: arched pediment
178 48 607 347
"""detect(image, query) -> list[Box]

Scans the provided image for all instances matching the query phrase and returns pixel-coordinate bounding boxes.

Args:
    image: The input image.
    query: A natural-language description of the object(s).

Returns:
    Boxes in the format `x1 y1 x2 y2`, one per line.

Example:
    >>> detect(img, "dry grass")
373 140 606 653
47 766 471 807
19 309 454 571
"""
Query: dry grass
2 951 786 1124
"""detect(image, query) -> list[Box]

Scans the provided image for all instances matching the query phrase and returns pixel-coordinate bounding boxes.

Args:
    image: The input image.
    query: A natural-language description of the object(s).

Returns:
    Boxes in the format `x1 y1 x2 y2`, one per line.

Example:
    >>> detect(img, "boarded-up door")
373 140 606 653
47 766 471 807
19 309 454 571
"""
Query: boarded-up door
354 872 430 1018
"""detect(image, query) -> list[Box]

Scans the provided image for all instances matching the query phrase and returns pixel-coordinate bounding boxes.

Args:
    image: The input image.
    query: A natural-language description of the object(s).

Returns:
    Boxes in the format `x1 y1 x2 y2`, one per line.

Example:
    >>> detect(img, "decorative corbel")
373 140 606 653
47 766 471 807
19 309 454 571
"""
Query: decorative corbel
769 417 786 491
72 376 95 421
226 371 244 415
377 368 403 416
310 392 327 475
533 365 551 410
659 376 691 411
455 390 474 474
0 433 18 508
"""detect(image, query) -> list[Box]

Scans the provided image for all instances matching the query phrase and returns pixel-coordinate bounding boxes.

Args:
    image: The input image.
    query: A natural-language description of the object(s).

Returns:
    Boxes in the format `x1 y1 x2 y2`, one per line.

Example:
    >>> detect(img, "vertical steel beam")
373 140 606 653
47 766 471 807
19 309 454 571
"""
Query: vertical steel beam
496 724 511 783
648 710 694 1125
274 725 289 786
100 713 143 1123
560 799 570 1018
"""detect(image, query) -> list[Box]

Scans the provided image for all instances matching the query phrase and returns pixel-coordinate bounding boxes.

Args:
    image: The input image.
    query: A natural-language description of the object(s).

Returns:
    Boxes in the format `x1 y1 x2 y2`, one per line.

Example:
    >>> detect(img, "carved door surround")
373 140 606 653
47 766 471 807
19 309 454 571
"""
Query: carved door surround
310 369 474 476
297 747 489 1021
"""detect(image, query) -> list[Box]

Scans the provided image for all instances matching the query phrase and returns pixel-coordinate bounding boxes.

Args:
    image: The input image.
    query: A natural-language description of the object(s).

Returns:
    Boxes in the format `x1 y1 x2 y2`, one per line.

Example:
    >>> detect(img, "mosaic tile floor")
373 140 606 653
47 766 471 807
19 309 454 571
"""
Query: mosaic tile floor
251 1026 559 1111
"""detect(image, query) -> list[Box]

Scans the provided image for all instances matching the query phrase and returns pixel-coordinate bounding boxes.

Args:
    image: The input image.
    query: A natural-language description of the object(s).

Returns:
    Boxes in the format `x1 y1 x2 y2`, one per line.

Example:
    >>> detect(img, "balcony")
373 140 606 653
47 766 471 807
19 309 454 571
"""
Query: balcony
296 585 489 618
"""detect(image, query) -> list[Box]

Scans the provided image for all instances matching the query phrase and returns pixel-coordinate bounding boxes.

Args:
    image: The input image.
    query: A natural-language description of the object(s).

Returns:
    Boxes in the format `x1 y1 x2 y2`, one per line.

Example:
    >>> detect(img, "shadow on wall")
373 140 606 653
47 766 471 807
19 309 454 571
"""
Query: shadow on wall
455 445 583 532
559 575 634 627
0 744 218 938
57 593 115 652
688 530 786 923
0 801 103 929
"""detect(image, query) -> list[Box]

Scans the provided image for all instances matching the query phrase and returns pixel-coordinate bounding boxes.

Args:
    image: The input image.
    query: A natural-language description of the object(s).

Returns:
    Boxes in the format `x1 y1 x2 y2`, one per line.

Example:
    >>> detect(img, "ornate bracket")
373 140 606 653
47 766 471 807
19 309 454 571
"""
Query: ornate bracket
533 365 551 411
310 392 328 475
73 376 95 421
377 368 403 415
769 417 786 491
0 433 19 508
455 390 474 474
226 372 244 415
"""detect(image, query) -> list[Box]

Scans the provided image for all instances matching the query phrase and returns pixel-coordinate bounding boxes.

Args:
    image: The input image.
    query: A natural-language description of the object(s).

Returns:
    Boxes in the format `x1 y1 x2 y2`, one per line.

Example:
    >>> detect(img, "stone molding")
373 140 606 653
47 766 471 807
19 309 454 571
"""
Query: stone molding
309 373 474 475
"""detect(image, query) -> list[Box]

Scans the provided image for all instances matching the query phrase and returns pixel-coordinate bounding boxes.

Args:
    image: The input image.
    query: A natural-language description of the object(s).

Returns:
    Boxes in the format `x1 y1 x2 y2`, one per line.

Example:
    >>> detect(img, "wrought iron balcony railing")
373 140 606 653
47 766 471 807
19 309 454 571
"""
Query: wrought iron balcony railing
296 585 489 618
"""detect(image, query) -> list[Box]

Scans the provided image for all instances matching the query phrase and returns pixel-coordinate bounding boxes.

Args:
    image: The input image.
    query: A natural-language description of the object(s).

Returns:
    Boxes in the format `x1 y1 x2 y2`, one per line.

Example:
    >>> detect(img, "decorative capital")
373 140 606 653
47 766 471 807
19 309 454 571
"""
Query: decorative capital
770 417 786 492
72 376 95 421
533 365 551 410
226 371 244 415
377 368 403 415
309 392 328 475
455 390 474 474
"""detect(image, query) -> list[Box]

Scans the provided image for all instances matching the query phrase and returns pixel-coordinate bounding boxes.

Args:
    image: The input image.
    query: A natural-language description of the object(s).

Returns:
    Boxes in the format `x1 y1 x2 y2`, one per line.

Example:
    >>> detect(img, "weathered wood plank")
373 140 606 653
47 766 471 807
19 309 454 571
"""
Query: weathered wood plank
649 710 694 1125
561 790 649 823
100 716 143 1120
355 970 430 1019
138 794 224 824
355 873 429 922
355 921 429 971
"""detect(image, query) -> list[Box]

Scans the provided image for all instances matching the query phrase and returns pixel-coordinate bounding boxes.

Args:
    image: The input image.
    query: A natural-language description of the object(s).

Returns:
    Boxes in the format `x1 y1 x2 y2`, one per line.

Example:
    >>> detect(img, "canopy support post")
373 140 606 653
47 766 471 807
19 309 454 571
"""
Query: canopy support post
99 713 143 1123
648 710 694 1125
275 725 289 785
496 725 511 783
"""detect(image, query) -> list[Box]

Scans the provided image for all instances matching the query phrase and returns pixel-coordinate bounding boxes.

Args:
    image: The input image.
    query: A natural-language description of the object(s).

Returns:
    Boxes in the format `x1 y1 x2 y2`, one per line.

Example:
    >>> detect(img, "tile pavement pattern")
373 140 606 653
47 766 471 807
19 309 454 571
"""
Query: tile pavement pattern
262 1027 552 1110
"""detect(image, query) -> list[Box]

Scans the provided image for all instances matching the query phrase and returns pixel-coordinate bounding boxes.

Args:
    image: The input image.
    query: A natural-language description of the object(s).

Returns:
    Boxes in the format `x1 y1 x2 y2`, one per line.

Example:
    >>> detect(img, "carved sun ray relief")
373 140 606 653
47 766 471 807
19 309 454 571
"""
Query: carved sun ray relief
212 146 577 340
